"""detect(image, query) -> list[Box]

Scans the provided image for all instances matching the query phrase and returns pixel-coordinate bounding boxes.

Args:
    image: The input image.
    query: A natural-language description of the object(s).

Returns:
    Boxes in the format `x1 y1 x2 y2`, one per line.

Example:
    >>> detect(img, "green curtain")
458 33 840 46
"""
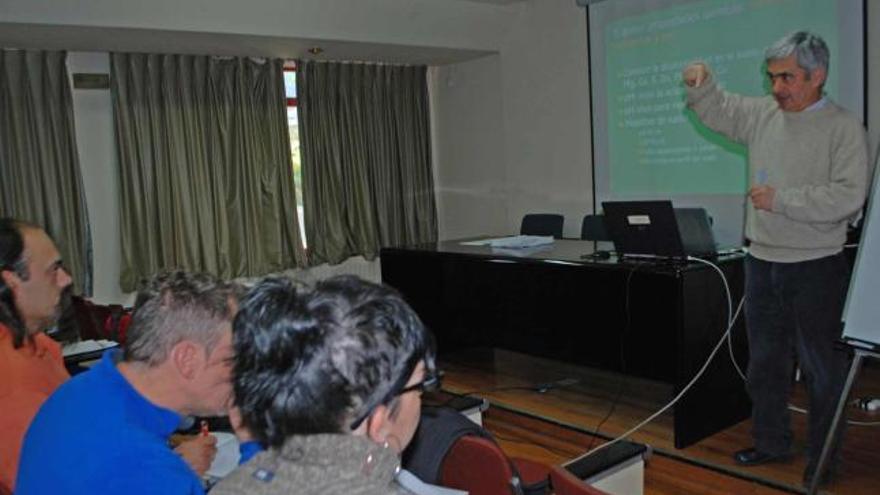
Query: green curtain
297 61 437 265
0 49 92 295
111 53 306 291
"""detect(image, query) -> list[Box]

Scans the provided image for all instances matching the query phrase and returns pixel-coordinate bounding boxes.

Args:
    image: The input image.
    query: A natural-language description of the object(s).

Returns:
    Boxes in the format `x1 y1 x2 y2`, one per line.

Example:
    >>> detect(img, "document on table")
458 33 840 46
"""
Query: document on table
460 235 554 249
62 339 118 358
397 469 468 495
206 432 240 479
490 245 554 257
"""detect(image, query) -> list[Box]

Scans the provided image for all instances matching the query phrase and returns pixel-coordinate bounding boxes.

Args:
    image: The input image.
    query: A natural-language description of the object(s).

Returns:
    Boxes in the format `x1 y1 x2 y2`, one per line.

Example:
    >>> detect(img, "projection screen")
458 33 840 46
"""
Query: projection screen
588 0 865 247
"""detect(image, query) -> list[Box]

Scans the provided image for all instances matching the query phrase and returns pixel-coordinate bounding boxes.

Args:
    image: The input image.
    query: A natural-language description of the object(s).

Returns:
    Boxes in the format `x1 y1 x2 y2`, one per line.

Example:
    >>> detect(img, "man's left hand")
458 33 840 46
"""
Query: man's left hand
749 185 776 211
175 434 218 476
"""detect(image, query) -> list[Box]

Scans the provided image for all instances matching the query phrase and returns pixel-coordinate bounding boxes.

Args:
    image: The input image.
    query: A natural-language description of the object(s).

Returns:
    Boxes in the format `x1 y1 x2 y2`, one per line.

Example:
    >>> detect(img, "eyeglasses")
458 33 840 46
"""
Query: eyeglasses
349 369 444 430
396 369 444 397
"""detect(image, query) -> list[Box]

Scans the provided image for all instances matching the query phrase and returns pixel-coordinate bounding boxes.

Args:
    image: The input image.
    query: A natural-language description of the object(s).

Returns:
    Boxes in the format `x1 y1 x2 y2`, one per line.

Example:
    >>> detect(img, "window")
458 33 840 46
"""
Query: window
284 64 305 244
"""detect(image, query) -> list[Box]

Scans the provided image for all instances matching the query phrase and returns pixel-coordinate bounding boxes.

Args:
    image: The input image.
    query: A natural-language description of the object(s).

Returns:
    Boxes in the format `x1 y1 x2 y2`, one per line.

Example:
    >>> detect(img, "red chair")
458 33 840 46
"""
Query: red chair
71 295 131 344
439 435 608 495
439 435 548 494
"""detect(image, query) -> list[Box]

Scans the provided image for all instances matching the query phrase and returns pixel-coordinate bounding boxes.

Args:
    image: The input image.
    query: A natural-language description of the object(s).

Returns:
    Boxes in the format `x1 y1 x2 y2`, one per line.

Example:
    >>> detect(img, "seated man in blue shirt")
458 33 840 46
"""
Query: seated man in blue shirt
16 270 240 495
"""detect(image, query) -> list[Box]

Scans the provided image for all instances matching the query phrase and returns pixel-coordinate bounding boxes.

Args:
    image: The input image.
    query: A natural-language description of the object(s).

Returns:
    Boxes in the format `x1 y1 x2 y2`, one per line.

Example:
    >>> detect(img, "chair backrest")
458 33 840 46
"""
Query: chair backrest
440 435 523 495
71 296 132 344
402 406 494 485
439 435 609 495
521 214 564 238
580 214 610 241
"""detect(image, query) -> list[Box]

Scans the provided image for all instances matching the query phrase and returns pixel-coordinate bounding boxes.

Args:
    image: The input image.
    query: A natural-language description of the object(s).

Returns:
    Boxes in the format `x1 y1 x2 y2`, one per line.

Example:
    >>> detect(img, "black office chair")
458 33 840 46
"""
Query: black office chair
580 214 611 241
520 214 564 238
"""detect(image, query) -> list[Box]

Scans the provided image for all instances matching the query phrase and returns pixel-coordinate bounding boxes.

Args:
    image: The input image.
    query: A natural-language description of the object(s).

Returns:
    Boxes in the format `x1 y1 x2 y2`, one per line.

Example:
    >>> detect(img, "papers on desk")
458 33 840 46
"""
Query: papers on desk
62 339 118 358
206 432 240 479
397 469 468 495
490 244 554 258
460 235 554 249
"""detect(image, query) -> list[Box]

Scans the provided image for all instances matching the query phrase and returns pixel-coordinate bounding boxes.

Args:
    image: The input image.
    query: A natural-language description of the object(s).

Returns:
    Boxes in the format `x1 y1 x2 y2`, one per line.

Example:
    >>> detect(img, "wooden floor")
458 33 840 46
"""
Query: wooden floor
438 348 880 495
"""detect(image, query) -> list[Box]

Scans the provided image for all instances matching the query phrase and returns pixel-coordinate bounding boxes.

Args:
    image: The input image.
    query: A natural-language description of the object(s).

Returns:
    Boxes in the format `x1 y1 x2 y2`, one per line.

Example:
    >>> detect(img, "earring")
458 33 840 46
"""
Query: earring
384 434 402 453
362 451 376 477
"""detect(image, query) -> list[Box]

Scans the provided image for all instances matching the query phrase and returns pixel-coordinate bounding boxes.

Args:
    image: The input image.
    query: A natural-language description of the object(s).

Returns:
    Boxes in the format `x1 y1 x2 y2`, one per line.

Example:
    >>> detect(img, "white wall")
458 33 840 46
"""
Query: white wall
432 0 591 239
66 52 128 305
429 56 510 239
497 0 591 239
870 3 880 168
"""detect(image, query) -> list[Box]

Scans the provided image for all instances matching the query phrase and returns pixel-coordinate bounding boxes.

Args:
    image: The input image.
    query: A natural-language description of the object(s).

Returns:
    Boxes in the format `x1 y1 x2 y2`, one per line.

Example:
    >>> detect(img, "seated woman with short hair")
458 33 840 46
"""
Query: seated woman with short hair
213 275 439 495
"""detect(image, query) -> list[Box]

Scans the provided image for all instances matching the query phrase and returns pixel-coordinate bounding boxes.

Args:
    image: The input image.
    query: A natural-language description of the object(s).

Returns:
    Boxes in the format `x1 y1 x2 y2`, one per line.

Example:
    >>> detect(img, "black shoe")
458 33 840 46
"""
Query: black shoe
733 448 791 466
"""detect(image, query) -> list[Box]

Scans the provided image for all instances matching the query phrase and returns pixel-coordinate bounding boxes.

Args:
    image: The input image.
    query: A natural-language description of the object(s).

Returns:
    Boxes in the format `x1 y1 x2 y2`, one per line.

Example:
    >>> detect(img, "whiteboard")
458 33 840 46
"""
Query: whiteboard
842 150 880 349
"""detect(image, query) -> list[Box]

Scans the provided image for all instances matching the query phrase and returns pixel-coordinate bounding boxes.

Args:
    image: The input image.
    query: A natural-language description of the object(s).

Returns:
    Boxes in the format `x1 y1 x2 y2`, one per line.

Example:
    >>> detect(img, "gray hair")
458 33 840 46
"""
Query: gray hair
765 31 829 77
124 270 239 366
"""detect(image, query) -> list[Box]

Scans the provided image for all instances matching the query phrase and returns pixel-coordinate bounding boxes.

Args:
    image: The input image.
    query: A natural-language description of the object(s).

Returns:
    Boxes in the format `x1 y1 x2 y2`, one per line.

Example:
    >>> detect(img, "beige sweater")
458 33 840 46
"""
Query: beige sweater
686 75 868 262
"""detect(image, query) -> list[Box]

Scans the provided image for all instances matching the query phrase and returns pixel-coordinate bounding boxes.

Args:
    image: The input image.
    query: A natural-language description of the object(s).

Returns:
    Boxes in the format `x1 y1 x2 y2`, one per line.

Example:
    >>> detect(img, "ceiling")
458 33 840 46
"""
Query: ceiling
0 22 495 66
446 0 525 3
0 0 531 65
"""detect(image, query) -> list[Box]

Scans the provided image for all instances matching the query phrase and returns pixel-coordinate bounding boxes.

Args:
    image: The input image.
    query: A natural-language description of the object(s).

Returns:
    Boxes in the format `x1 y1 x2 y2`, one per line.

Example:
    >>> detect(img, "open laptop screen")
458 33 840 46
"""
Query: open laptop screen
674 208 718 257
602 201 686 259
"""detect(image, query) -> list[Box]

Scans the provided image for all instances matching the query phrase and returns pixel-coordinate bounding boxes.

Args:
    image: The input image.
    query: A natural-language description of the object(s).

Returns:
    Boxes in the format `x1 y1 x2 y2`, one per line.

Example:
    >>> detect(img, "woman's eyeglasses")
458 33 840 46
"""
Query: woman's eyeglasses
395 369 444 397
349 369 444 430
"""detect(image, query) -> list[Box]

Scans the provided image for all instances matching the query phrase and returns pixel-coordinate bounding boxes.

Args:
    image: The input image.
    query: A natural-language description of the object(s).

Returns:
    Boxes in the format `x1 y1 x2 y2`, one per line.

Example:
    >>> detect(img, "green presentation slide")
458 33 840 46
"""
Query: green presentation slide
603 0 838 195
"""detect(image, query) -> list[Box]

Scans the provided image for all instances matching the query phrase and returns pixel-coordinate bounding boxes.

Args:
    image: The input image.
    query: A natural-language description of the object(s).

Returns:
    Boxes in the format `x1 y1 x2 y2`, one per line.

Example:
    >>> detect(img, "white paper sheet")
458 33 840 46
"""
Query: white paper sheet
61 339 118 357
206 432 241 479
460 235 554 249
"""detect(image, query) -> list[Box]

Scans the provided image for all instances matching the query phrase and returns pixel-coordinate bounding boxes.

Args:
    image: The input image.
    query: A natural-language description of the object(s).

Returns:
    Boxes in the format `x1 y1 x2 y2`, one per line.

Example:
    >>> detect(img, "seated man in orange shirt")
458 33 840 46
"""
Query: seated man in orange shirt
0 218 73 493
1 219 220 493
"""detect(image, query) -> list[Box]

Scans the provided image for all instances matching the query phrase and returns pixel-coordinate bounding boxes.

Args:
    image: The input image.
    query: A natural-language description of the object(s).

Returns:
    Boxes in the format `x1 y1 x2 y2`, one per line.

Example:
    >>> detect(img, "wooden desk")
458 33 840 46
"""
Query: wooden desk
381 238 750 448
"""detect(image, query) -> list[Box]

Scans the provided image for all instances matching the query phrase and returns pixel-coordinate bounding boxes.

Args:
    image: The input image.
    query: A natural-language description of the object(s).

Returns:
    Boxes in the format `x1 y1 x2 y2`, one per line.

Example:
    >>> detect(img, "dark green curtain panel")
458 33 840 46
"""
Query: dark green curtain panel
0 50 92 295
297 61 437 265
111 53 306 291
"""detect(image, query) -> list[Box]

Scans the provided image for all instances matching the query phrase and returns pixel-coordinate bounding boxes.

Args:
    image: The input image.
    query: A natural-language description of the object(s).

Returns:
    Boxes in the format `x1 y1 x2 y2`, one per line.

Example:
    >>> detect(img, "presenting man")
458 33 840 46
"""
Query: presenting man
0 219 73 493
16 270 238 494
682 31 868 485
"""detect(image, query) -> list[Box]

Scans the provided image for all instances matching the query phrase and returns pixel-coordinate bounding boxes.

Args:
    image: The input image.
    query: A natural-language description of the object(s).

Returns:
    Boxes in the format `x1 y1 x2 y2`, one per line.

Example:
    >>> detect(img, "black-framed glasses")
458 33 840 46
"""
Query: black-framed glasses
396 369 444 397
349 369 444 430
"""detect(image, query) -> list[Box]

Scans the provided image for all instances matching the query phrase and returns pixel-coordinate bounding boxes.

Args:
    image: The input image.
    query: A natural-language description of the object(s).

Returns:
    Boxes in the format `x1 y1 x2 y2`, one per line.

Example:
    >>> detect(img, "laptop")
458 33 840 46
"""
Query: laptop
673 207 718 257
601 201 717 259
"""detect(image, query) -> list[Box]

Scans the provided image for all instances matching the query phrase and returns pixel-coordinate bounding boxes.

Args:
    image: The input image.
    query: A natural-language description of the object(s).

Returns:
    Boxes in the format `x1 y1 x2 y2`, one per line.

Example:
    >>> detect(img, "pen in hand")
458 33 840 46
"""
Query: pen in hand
750 169 776 211
755 169 768 185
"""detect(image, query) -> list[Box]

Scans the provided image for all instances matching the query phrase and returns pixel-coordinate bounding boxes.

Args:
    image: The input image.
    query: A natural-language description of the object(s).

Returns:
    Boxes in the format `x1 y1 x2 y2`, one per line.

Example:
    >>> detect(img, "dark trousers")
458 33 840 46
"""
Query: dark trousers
744 253 850 468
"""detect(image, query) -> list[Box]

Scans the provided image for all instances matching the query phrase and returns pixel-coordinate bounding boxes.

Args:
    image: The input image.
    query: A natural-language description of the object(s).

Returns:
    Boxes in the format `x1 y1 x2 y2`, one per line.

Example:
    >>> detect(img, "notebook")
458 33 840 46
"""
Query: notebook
601 201 717 259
